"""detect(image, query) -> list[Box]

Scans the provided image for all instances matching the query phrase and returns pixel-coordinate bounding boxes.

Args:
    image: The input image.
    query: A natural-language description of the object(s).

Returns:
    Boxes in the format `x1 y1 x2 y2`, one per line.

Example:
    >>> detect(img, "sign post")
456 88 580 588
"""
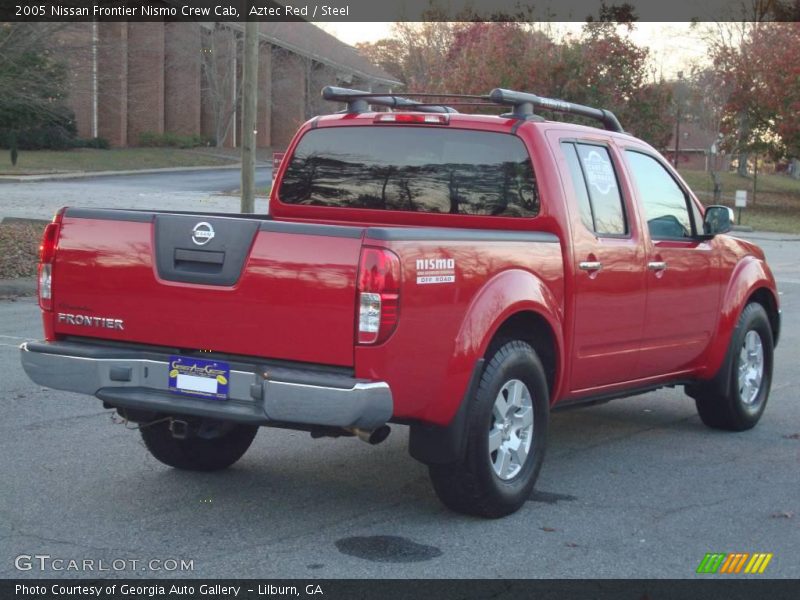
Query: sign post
735 190 747 225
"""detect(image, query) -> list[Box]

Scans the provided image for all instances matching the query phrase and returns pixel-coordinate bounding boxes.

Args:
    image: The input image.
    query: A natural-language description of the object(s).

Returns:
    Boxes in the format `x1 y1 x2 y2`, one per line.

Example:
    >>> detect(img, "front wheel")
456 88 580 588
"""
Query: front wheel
428 341 549 518
140 419 258 471
690 303 774 431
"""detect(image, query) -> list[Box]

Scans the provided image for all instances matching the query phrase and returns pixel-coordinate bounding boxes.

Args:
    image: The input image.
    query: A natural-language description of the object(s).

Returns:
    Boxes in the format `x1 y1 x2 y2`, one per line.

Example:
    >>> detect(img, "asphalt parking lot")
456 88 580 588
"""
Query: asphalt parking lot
0 168 272 220
0 232 797 580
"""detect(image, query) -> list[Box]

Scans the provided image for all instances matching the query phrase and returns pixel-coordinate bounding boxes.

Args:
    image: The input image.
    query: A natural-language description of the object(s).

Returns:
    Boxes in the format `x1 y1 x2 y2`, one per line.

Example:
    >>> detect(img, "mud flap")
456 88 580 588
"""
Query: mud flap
408 358 485 465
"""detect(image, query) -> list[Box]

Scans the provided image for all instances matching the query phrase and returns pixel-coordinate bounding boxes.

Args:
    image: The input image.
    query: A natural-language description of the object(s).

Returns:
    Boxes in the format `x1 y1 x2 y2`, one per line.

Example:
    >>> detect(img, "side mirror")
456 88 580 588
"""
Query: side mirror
703 205 734 236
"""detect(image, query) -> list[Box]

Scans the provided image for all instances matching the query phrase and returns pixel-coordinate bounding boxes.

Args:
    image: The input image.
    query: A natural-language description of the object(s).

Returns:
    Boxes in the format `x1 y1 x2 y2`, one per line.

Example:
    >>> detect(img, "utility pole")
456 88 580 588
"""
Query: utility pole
240 20 259 213
673 71 683 169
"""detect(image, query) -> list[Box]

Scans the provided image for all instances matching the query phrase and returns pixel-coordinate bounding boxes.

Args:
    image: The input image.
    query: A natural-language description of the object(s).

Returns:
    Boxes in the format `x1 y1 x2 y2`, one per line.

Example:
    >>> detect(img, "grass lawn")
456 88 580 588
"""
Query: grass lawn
0 147 237 175
678 169 800 234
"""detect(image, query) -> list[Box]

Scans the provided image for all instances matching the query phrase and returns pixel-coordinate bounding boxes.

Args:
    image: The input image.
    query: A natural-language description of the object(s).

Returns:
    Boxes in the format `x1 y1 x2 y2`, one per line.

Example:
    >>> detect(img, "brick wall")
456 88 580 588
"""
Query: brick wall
271 48 307 151
127 23 165 144
200 26 239 148
59 23 390 149
58 24 94 139
165 23 202 138
96 23 128 147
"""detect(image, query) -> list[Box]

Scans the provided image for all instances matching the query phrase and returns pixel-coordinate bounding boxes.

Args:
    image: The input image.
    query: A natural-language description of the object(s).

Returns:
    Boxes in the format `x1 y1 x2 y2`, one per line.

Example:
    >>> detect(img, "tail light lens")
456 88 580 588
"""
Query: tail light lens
356 247 401 344
38 212 64 311
374 113 450 125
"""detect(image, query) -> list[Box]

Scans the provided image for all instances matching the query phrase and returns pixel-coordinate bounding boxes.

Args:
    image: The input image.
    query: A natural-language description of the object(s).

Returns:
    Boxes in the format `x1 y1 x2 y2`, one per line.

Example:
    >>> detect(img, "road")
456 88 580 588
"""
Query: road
0 167 273 221
0 233 798 579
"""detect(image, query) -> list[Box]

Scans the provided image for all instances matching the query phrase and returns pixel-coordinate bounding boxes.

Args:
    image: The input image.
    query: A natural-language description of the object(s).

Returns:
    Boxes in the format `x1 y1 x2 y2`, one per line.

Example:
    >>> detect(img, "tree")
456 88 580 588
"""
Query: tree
200 24 242 148
623 80 673 151
707 20 800 182
390 21 454 91
684 67 728 138
557 22 673 148
682 67 732 192
446 22 672 147
753 23 800 160
707 22 770 176
769 0 800 19
357 22 673 148
444 23 558 95
0 23 73 157
354 38 407 85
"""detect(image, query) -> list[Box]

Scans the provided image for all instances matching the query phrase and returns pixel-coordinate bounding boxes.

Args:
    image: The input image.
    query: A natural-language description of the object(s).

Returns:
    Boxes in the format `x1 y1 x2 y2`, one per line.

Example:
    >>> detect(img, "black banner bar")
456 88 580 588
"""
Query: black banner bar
1 0 799 22
4 579 800 600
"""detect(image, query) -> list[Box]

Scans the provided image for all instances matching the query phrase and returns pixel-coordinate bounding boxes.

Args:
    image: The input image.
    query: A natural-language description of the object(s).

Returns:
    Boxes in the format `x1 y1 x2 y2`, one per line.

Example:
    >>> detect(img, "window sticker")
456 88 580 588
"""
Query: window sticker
582 149 617 195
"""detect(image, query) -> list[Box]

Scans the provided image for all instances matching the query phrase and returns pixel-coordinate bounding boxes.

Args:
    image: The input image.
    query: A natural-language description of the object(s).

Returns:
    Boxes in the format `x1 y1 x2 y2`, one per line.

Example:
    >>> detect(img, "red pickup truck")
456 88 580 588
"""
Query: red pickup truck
21 87 780 518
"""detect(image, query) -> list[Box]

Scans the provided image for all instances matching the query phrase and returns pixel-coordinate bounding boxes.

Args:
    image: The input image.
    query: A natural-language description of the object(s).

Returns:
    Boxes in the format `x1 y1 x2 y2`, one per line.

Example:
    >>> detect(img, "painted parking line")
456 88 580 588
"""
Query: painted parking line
0 334 35 348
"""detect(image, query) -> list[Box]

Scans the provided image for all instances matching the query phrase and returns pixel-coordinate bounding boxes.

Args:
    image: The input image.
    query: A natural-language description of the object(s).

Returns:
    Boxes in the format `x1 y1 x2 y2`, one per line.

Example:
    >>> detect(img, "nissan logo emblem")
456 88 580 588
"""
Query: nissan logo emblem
191 222 215 246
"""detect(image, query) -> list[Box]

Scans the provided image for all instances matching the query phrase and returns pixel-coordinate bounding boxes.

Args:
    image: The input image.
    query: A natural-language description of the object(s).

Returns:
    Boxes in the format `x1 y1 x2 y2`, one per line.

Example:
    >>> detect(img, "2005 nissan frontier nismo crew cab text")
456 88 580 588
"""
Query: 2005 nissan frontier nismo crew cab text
20 87 780 517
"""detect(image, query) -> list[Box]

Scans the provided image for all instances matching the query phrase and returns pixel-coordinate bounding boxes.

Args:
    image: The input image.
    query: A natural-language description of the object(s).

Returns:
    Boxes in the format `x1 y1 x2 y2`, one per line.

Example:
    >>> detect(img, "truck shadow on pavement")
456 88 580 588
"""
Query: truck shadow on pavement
104 393 715 523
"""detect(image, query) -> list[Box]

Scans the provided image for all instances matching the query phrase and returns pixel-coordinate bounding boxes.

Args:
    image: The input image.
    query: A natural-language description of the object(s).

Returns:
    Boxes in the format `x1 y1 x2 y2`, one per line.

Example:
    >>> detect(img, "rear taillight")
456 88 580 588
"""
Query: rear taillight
38 212 63 311
357 247 401 345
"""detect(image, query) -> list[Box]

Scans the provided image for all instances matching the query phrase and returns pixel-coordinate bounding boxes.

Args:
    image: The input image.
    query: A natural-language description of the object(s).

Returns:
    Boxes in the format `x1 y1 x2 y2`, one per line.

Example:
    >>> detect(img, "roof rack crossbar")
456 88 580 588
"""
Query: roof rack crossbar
320 85 625 132
321 86 456 114
489 88 624 133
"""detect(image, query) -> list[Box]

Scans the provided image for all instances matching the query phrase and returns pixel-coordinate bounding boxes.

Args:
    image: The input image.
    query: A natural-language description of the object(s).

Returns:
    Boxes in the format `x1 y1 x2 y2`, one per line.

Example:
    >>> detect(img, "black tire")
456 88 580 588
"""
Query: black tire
690 303 774 431
141 419 258 471
428 341 549 518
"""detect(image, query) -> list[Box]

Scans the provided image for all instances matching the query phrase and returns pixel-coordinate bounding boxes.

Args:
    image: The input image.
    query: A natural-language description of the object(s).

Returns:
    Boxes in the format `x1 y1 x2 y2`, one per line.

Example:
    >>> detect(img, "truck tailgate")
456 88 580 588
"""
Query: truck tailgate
50 210 363 366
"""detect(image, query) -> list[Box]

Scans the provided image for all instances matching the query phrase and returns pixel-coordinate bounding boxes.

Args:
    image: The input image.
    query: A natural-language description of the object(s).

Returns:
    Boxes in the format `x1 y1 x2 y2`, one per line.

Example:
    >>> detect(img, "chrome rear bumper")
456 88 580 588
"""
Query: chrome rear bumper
20 341 392 430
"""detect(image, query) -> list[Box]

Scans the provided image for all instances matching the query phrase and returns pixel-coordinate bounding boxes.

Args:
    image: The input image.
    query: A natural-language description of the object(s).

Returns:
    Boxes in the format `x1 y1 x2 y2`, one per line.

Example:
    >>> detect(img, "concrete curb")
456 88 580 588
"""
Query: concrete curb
0 277 36 297
0 163 271 183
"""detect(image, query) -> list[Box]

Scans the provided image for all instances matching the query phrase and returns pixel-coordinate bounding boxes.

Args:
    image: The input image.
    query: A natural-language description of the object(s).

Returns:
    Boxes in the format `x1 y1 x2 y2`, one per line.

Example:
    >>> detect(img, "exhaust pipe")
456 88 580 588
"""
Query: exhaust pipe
349 425 391 445
169 419 189 440
308 425 391 445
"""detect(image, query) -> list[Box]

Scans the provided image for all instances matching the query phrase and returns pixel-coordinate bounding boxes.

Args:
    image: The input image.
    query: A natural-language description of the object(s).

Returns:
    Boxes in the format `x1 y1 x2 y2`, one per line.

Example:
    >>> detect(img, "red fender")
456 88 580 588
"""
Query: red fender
421 269 564 424
701 255 779 380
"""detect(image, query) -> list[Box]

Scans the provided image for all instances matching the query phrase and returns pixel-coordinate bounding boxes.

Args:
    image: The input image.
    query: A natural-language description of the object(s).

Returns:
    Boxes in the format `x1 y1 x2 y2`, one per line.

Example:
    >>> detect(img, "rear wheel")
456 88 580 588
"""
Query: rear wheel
690 303 774 431
140 419 258 471
428 341 549 518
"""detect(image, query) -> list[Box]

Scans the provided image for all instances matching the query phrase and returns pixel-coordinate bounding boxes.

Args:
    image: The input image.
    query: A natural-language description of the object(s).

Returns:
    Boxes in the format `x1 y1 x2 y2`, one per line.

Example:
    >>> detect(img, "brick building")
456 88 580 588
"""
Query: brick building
664 122 730 172
59 22 400 150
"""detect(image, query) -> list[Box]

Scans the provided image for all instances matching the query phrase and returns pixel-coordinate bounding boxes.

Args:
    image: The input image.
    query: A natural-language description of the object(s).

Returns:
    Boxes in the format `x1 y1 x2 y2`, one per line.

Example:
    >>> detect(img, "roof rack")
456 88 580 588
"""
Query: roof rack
489 88 624 133
321 86 458 114
320 85 625 133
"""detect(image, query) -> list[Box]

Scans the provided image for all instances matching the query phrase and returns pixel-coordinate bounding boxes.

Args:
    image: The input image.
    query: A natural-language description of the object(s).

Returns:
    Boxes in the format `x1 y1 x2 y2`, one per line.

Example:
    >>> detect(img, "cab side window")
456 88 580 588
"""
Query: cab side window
561 142 627 236
625 150 696 239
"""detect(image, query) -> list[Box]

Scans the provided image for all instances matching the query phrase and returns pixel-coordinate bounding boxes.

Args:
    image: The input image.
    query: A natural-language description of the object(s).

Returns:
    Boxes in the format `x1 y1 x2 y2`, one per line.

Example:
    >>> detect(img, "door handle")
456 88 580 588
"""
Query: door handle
579 261 603 271
648 261 667 272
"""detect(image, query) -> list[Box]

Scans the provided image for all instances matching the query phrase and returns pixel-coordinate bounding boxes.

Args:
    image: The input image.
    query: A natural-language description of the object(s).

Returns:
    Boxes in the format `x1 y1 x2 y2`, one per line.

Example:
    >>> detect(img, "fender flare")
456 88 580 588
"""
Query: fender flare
409 269 563 465
692 256 778 396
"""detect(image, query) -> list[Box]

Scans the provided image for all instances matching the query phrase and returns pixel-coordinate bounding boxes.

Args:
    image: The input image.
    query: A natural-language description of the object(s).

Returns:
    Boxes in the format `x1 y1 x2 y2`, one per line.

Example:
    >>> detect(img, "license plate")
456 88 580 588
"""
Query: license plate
168 355 230 400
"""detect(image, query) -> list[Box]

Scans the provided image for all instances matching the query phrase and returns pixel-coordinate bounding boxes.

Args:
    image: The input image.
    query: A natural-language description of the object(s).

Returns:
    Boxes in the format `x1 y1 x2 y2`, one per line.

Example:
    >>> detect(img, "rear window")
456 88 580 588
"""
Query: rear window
278 127 539 217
